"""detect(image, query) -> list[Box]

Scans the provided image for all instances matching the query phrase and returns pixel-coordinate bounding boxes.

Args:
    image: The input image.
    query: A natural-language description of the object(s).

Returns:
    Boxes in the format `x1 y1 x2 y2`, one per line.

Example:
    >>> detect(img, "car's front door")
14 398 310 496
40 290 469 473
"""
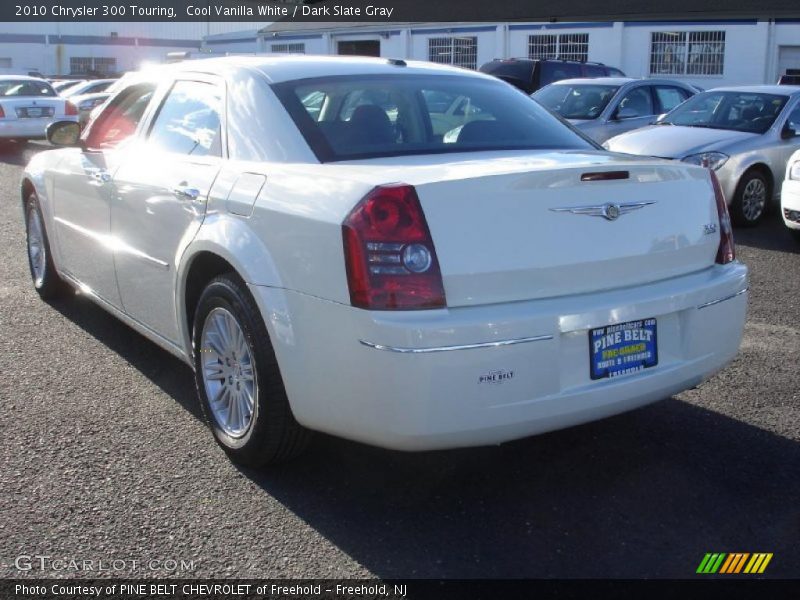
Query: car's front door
51 82 157 307
110 77 225 344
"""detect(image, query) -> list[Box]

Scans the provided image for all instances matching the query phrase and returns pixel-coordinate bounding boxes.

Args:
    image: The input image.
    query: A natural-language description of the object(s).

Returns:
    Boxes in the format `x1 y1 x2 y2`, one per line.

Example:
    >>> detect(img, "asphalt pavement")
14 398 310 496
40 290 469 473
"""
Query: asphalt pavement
0 141 797 579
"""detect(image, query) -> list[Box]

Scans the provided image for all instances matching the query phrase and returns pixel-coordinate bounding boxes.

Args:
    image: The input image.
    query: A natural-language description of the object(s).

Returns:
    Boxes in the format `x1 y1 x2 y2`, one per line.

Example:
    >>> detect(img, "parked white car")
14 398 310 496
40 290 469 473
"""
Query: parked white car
781 149 800 241
60 78 117 98
22 56 748 465
0 76 79 141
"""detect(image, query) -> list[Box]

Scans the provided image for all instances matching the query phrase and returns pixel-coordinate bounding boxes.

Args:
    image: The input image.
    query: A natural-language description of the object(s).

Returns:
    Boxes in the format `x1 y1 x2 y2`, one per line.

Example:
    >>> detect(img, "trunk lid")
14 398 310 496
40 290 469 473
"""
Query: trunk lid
382 152 720 307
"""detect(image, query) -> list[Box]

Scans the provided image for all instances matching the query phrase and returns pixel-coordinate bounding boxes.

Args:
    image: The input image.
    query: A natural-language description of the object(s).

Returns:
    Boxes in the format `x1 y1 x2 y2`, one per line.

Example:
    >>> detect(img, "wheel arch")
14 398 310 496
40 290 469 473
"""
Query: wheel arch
176 219 286 362
737 161 775 200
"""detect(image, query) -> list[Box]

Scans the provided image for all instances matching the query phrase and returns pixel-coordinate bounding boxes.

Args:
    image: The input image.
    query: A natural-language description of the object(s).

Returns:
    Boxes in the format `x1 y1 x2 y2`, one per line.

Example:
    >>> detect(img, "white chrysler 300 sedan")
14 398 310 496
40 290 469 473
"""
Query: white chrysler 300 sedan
22 56 748 465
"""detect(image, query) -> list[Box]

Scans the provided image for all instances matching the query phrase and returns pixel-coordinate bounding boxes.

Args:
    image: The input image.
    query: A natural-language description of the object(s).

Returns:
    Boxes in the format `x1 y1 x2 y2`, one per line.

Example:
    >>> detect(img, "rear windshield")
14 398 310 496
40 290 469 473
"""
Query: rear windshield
534 84 620 120
0 80 56 97
272 74 594 162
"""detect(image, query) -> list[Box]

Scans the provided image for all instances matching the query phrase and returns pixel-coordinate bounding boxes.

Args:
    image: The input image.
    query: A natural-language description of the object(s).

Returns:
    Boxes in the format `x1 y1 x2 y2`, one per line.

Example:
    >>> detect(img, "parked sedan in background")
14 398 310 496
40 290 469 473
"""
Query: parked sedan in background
69 91 111 126
23 56 746 466
605 86 800 226
60 78 116 98
533 78 698 143
781 149 800 241
0 76 78 141
50 79 86 94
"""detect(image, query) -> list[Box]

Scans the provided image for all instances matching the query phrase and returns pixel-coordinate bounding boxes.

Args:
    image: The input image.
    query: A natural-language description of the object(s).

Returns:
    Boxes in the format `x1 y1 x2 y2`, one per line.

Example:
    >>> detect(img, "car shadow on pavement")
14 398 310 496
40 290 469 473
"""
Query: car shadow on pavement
45 293 202 420
0 141 45 167
244 400 799 579
735 213 800 255
46 292 799 580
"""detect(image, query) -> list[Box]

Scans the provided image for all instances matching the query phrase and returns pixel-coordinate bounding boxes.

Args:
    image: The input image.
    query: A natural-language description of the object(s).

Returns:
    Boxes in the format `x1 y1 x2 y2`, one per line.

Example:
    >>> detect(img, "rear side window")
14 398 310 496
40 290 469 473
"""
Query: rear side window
148 80 223 157
539 62 582 87
582 64 607 77
654 86 691 113
84 83 155 150
273 74 594 162
0 79 55 97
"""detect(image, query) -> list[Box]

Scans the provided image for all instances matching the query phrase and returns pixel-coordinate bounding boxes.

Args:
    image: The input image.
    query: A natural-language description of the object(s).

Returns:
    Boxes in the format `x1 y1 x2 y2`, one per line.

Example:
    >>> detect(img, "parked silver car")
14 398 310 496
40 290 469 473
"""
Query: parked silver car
605 85 800 226
533 77 698 143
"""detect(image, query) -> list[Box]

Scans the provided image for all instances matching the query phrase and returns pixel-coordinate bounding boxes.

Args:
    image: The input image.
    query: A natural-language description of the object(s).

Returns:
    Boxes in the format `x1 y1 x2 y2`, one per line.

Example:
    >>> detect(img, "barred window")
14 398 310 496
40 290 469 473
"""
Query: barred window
528 33 589 62
428 37 478 70
650 31 725 76
271 43 305 54
69 57 117 75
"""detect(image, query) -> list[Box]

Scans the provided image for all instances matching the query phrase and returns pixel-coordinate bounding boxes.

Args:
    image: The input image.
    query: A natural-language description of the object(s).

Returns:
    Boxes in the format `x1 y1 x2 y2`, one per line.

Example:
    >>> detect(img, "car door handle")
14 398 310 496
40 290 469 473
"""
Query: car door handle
90 170 111 183
172 186 200 201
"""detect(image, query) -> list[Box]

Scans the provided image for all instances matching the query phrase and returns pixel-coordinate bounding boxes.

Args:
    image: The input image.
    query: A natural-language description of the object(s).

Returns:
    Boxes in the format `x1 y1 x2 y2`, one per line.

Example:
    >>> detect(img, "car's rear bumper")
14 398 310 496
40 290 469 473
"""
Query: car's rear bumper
781 179 800 230
251 263 747 451
0 116 75 139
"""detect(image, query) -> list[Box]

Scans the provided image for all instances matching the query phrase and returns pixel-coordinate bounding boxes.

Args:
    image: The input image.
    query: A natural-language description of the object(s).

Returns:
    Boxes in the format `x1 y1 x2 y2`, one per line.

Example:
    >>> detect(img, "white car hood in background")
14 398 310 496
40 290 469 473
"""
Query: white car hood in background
606 125 758 158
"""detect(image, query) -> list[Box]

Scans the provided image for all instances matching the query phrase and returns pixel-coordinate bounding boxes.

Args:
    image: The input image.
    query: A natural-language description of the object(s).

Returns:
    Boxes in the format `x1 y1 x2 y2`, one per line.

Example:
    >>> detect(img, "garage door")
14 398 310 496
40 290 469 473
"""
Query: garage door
778 46 800 78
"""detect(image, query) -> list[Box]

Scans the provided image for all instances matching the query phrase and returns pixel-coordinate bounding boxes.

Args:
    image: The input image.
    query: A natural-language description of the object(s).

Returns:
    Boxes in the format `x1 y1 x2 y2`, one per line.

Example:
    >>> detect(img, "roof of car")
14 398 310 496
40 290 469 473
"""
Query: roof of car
549 77 635 85
707 84 800 95
172 54 492 84
548 77 695 87
0 75 48 82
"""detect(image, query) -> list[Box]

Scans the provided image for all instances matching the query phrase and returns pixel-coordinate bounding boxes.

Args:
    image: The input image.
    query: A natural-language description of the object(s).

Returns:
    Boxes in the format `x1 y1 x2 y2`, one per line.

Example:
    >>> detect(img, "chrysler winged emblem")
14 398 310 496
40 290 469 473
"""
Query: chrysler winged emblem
550 201 656 221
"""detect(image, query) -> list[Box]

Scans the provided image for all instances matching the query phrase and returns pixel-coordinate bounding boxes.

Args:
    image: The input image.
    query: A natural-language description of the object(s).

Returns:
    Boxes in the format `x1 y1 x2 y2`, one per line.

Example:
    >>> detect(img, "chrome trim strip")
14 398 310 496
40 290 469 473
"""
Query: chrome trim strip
697 287 748 310
359 334 553 354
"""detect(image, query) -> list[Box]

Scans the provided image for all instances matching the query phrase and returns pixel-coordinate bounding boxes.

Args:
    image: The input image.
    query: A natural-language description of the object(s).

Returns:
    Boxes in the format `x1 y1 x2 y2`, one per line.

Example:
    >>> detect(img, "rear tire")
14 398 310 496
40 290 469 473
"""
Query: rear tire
25 193 69 300
730 170 769 227
192 274 311 466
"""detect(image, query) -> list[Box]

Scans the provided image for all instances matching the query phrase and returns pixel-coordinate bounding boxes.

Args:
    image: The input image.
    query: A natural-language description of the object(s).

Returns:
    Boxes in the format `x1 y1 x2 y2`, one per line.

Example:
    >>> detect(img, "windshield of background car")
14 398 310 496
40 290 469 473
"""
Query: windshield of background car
0 80 56 97
272 74 595 161
662 91 789 133
534 84 620 119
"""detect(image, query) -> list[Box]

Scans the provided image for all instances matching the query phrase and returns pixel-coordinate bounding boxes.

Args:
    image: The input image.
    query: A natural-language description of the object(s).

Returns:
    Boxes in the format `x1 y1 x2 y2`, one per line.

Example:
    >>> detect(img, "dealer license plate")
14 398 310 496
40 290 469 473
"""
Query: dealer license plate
589 318 658 380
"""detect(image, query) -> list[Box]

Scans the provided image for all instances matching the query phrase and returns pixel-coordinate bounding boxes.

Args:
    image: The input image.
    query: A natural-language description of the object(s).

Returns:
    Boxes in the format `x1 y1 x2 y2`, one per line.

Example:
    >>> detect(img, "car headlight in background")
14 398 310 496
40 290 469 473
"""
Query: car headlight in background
789 161 800 181
681 152 729 170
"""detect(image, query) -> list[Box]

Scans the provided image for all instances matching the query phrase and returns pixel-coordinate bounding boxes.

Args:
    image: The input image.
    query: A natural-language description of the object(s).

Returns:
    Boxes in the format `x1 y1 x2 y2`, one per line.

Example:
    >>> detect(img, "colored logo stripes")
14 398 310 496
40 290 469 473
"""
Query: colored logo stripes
697 553 773 574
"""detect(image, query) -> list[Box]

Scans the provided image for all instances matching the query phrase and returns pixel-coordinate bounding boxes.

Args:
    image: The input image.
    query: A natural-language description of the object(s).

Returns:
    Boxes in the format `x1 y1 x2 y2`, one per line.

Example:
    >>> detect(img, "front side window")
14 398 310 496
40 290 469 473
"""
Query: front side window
534 84 620 120
616 87 655 118
273 74 594 162
0 80 55 97
662 91 788 134
84 83 155 150
148 81 223 157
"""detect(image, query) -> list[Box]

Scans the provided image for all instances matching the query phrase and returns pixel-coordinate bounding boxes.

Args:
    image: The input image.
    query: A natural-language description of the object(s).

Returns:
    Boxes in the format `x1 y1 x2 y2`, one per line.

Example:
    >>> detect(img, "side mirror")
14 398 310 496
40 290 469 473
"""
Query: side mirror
781 123 797 140
46 121 82 148
615 107 640 120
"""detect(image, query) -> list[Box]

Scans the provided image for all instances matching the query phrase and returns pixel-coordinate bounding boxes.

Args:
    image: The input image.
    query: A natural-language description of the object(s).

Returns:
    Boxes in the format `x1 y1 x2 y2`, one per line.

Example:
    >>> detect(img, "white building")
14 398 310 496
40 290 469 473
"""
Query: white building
204 20 800 87
0 22 256 76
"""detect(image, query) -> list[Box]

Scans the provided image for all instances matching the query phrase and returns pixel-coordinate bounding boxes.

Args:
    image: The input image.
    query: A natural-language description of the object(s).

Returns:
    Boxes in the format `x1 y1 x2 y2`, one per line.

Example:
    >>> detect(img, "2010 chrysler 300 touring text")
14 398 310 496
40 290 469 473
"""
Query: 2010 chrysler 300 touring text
22 56 748 465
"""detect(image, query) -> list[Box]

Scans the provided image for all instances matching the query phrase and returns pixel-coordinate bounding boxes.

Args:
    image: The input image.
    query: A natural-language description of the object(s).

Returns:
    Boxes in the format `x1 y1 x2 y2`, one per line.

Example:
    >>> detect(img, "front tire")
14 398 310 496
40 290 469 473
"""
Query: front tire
192 274 311 466
730 171 769 227
25 193 68 299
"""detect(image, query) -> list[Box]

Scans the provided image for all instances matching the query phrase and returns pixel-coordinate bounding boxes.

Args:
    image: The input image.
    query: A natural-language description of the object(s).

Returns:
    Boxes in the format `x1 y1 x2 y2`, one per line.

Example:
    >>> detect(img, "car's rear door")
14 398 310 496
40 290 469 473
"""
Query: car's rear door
110 75 224 344
50 82 157 307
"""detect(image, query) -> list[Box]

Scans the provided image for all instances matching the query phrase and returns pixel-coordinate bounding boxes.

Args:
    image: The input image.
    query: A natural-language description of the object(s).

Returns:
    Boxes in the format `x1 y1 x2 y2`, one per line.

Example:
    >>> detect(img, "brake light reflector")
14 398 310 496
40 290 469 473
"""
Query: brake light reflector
65 101 78 116
709 170 735 264
342 184 446 310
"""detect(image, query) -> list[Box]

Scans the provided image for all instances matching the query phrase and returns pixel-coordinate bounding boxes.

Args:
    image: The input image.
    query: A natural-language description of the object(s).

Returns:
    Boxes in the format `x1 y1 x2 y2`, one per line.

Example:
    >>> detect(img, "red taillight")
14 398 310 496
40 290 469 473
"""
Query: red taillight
342 184 446 310
64 101 78 116
0 105 5 118
709 169 735 264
